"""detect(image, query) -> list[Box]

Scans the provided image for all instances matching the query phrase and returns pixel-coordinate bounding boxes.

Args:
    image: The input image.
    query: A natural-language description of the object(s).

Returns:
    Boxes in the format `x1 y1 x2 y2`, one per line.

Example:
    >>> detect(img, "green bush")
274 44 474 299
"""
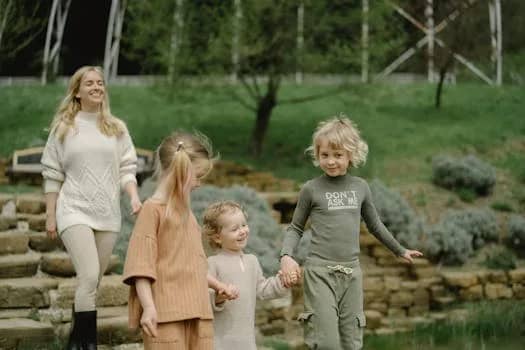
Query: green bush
432 155 496 195
425 221 473 265
482 246 517 270
369 179 424 249
508 214 525 254
442 208 499 249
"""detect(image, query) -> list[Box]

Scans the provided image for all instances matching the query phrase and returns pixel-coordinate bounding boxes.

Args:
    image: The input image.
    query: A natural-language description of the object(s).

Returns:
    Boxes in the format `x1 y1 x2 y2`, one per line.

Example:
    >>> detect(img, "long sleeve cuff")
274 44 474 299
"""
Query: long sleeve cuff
120 174 137 190
44 179 62 193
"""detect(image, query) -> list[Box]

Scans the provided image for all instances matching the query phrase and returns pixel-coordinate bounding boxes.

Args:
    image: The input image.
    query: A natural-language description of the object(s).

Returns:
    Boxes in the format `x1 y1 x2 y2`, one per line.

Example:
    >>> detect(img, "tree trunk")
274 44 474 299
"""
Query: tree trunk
435 54 453 109
250 78 278 157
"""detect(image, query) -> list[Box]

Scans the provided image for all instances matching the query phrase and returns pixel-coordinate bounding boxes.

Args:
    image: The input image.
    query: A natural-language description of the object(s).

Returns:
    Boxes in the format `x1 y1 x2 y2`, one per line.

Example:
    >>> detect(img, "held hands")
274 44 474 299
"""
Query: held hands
45 214 57 240
280 255 302 288
140 305 158 338
215 282 240 305
400 249 424 263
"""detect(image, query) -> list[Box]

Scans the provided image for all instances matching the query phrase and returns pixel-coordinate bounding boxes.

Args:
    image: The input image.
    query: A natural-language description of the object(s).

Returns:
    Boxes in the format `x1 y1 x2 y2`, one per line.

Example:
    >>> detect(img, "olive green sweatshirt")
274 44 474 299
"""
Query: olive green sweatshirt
280 174 406 261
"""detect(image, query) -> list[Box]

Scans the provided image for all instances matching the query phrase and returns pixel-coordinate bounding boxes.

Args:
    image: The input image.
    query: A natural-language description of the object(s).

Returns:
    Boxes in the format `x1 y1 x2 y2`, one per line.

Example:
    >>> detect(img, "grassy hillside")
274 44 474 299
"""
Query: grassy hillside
1 82 524 186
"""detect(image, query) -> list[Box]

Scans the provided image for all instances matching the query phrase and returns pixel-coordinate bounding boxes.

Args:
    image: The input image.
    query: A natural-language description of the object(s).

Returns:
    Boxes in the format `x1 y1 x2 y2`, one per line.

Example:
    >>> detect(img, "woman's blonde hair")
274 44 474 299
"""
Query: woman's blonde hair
306 114 368 168
155 130 215 230
48 65 126 142
202 200 245 250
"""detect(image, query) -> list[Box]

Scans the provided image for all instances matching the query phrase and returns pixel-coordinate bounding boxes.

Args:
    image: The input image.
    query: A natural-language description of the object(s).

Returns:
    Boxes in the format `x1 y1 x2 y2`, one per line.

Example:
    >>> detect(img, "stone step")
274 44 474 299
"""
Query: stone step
0 230 29 255
15 193 45 214
0 215 17 231
41 252 120 277
0 318 55 350
0 252 41 278
54 275 129 309
56 316 141 345
16 213 46 232
27 230 65 252
0 277 59 308
38 306 128 324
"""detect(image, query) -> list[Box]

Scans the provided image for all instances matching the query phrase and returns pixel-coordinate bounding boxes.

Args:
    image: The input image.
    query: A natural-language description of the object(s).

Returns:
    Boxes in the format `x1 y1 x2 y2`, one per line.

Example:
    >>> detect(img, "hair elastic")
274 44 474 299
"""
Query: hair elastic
176 141 184 151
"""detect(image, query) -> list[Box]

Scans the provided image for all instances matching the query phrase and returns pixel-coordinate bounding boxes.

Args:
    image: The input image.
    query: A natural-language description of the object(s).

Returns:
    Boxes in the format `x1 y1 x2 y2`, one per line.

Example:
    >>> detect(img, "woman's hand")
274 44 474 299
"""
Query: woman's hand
280 255 301 288
46 214 57 239
140 305 158 338
401 249 424 263
130 196 142 215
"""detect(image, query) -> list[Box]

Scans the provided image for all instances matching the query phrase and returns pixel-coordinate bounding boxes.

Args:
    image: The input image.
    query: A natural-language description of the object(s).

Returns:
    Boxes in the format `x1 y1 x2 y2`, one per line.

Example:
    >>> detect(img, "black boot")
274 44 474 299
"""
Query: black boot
66 309 97 350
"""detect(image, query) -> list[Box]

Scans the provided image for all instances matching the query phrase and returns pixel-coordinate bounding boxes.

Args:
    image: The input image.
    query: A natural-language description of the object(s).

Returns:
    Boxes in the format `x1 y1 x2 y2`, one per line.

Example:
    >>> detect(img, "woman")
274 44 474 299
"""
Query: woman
41 66 142 349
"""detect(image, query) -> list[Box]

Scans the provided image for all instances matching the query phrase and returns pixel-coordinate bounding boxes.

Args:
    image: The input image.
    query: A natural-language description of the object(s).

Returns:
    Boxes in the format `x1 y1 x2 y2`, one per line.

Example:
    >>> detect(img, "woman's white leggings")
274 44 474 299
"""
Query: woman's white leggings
61 224 118 312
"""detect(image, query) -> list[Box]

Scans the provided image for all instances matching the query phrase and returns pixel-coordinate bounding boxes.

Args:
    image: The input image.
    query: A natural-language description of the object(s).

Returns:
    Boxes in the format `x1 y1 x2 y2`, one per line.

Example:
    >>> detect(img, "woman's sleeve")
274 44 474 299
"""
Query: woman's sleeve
41 133 65 193
122 202 159 285
118 126 138 189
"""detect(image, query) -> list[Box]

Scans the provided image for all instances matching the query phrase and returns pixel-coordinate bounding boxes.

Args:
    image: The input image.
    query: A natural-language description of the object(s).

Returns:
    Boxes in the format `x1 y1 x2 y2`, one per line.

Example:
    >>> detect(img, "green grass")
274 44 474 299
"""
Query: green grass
1 83 524 185
365 300 525 350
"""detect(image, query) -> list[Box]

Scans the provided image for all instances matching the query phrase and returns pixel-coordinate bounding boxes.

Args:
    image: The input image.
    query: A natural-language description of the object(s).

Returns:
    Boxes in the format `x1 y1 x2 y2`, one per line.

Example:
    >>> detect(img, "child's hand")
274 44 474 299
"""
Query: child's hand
218 283 240 300
401 249 424 263
140 305 158 338
280 255 301 288
278 270 298 288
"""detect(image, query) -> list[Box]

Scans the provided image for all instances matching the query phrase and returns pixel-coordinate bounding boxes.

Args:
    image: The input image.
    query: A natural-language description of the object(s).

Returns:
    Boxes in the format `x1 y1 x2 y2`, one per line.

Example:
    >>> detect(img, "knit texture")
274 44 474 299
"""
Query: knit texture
41 111 137 233
208 250 287 350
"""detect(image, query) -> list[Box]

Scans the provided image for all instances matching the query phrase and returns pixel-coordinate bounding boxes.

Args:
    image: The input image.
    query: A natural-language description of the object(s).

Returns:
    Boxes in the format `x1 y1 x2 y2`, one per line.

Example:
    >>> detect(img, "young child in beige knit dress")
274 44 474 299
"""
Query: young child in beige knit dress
203 200 297 350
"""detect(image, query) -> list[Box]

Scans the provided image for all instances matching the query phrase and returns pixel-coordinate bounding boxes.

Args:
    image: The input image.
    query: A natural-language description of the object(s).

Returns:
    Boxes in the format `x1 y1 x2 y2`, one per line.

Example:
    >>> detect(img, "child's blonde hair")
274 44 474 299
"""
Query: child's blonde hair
155 130 215 230
306 114 368 168
48 66 126 142
202 200 245 250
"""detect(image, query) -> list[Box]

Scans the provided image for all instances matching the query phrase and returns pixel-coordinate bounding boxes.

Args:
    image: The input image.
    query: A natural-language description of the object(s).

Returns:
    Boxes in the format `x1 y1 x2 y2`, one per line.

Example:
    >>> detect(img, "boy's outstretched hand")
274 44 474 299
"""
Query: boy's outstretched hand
400 249 424 263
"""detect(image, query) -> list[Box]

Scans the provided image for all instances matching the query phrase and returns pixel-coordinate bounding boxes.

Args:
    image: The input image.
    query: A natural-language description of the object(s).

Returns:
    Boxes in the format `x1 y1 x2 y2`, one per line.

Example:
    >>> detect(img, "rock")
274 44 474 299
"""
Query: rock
384 276 401 291
17 213 46 232
390 291 413 308
485 283 513 299
441 271 478 288
97 316 142 345
27 231 64 252
363 277 384 292
512 283 525 299
0 318 55 349
0 215 17 231
54 275 128 308
364 310 382 329
459 284 484 301
508 268 525 283
16 194 45 214
0 277 58 308
0 230 29 255
0 252 41 278
488 270 507 283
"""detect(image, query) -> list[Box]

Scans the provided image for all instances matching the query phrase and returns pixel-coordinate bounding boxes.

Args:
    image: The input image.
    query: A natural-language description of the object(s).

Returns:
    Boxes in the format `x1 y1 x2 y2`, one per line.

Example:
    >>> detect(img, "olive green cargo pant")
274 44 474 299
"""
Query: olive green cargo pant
299 257 366 350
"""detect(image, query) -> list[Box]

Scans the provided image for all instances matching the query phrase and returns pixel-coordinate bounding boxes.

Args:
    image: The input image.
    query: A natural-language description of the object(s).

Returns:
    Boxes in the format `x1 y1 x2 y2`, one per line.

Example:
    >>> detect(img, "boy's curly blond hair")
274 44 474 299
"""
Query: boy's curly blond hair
202 200 246 250
306 113 369 168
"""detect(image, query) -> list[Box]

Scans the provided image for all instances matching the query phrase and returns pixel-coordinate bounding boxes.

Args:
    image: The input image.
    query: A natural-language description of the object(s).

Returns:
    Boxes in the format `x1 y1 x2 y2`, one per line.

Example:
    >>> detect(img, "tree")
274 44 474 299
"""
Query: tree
433 0 492 108
0 0 44 70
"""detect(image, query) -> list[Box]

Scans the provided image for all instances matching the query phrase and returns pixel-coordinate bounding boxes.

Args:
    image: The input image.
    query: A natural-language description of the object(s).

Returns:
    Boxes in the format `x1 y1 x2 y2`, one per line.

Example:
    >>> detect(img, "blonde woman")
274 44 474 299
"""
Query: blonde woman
41 66 141 349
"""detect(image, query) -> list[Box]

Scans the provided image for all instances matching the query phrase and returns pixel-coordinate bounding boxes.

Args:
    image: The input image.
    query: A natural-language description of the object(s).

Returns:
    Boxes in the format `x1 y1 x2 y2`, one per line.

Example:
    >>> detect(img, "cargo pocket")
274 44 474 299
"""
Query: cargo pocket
297 311 317 349
348 313 366 349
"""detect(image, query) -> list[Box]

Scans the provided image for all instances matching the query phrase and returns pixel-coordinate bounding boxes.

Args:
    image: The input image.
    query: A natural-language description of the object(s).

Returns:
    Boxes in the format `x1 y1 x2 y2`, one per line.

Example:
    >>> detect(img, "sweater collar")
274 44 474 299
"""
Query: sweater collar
75 111 100 124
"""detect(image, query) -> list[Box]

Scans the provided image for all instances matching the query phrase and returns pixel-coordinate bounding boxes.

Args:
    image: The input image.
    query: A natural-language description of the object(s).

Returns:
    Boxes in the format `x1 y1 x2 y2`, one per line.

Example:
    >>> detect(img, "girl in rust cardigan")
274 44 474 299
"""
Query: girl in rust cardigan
123 131 228 350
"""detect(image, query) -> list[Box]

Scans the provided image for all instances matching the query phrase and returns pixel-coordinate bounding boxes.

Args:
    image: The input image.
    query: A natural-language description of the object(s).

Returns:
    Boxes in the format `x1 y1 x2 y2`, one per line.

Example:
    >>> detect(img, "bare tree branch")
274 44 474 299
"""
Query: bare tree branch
279 84 348 105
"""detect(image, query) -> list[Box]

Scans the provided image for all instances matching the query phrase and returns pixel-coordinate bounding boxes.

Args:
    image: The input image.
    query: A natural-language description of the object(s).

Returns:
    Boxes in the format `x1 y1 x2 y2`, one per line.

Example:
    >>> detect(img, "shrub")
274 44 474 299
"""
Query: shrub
491 201 514 212
508 215 525 253
482 246 517 270
369 179 424 249
425 221 473 265
441 208 499 249
432 155 496 195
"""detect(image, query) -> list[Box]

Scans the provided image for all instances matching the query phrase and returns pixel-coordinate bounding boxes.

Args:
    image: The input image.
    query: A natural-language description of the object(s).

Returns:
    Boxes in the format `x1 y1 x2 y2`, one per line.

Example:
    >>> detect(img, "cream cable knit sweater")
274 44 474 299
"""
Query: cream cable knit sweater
41 111 137 234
